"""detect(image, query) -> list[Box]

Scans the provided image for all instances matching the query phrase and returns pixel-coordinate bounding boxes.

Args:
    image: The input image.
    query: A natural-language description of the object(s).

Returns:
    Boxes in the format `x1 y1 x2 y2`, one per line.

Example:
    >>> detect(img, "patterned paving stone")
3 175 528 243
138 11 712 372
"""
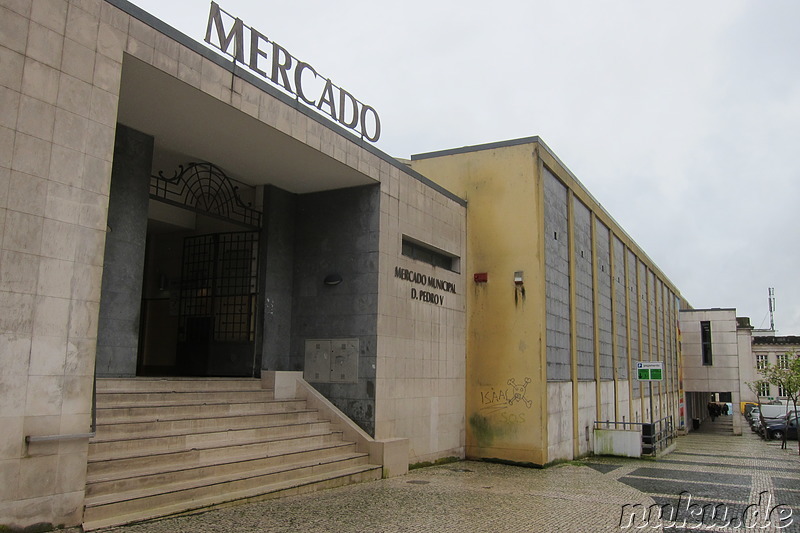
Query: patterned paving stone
618 475 753 502
585 462 622 474
625 466 751 486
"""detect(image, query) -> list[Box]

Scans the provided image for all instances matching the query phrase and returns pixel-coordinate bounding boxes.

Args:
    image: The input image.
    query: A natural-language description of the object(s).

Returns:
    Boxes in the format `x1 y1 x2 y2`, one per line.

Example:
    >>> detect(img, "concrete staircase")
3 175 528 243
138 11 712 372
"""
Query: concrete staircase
83 378 382 530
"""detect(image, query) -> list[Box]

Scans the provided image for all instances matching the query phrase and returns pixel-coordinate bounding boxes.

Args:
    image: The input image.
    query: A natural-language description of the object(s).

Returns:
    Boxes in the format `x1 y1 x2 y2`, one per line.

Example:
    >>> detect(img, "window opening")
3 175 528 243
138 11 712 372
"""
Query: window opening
402 238 458 272
700 321 712 366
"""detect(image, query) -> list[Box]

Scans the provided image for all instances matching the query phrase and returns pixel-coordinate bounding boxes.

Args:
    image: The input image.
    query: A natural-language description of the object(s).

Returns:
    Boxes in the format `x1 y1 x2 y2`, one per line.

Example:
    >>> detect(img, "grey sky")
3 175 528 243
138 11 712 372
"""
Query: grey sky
130 0 800 334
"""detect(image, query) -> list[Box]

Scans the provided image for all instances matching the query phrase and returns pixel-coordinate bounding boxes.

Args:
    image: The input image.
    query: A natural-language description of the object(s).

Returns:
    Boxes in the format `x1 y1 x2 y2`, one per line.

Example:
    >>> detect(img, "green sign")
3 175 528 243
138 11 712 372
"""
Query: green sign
636 361 664 381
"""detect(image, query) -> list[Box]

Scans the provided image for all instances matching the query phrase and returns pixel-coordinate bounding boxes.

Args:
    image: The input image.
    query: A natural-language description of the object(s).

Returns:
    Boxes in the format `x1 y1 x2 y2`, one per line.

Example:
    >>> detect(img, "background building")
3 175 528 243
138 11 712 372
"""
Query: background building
678 308 744 434
742 331 800 404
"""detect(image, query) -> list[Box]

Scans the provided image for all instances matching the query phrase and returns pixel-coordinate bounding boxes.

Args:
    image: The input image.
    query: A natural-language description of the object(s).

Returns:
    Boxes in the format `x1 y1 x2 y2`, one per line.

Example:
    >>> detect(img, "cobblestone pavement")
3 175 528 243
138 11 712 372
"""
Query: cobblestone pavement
588 413 800 532
65 413 799 533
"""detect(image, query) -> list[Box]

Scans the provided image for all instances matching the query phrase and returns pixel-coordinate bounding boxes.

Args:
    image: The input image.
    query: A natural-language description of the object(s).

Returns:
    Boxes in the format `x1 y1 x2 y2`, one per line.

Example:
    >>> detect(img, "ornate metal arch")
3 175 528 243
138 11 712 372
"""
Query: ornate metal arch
150 162 262 228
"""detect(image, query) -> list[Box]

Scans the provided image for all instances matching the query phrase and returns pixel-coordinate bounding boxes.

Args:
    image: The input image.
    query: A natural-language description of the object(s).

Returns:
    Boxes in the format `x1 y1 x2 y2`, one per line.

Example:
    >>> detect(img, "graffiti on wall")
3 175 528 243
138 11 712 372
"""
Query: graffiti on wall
470 376 533 446
478 377 532 415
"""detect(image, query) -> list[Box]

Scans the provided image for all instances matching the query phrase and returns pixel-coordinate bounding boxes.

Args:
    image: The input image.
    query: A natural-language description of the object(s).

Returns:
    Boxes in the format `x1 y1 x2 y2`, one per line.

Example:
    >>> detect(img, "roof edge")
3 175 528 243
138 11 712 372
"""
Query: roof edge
411 136 542 160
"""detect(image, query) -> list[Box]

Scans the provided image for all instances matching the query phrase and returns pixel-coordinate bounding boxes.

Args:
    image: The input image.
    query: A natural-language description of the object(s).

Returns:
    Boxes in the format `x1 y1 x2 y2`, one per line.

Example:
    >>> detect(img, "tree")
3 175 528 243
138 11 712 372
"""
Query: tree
758 351 800 454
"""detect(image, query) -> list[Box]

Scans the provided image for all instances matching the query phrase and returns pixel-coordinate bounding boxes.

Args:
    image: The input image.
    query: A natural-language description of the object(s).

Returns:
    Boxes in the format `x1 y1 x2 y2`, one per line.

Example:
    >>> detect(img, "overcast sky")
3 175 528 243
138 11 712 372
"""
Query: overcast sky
130 0 800 334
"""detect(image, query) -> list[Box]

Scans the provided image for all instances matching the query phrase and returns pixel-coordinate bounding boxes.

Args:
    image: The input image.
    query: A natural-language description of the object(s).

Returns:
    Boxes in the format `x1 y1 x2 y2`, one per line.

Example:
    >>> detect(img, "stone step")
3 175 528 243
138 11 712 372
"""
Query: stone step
96 377 264 393
90 427 344 467
94 410 321 440
87 433 353 479
86 444 367 498
85 378 382 531
96 389 275 407
82 461 382 531
95 399 308 424
90 420 333 457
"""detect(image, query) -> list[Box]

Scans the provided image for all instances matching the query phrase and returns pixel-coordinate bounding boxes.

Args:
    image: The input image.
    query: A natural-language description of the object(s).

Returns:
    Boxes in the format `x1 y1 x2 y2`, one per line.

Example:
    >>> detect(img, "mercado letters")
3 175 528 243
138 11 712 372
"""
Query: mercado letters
205 2 381 142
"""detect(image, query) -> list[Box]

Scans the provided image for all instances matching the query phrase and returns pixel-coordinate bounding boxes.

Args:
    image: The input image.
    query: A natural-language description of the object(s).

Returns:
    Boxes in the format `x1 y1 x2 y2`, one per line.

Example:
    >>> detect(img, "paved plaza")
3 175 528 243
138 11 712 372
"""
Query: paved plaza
589 415 800 532
63 413 799 533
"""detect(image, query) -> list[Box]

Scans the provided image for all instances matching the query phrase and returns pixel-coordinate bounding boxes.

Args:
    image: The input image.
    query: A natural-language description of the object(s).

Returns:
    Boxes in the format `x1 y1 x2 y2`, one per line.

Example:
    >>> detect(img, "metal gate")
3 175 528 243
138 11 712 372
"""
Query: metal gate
177 231 259 375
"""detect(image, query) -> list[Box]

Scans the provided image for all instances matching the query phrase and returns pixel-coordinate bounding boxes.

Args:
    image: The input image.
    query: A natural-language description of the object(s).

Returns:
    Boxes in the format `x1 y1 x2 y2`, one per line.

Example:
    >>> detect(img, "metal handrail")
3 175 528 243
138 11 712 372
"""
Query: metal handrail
25 374 97 444
594 415 676 456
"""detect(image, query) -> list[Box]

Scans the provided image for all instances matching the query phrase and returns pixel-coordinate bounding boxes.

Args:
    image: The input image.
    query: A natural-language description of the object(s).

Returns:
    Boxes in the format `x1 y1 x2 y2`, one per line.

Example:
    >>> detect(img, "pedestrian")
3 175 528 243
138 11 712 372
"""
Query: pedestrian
708 402 716 422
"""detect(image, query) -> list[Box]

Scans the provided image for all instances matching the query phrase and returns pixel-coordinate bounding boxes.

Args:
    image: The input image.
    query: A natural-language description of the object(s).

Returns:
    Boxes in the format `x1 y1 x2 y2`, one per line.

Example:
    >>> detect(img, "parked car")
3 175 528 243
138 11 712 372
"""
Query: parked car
748 408 762 432
763 414 799 441
758 410 798 437
752 409 795 434
746 407 760 423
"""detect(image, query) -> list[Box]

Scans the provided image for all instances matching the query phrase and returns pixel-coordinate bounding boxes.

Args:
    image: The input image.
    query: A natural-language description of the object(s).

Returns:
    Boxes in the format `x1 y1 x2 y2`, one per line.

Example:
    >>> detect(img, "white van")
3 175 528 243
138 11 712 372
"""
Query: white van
759 404 793 419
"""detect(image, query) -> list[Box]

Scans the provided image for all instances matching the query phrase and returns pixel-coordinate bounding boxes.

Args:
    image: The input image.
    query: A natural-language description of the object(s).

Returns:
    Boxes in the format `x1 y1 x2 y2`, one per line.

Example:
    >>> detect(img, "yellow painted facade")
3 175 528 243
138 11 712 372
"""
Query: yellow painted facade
411 141 548 464
411 137 684 465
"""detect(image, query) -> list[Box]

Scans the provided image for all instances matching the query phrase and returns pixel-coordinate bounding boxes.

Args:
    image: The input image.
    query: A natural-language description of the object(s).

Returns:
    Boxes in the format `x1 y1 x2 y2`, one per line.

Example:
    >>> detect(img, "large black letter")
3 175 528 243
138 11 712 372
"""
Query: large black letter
338 89 359 128
316 79 337 119
294 62 318 106
360 104 381 142
249 28 270 77
270 42 293 93
204 2 244 63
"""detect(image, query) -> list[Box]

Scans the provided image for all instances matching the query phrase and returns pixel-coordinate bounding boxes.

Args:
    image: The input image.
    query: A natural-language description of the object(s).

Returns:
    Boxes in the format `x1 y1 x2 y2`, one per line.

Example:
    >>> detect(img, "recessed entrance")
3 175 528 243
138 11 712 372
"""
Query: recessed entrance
137 163 262 377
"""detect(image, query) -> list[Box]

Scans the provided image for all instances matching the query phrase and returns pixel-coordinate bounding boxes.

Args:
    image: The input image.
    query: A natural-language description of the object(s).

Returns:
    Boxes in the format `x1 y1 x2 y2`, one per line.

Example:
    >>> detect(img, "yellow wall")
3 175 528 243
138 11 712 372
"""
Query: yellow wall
412 137 685 465
411 142 548 464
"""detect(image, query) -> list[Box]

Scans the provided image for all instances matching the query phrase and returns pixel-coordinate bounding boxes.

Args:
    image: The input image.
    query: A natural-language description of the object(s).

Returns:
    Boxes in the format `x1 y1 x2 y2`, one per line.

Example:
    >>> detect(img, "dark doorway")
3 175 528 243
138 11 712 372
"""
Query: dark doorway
136 162 263 377
176 231 259 376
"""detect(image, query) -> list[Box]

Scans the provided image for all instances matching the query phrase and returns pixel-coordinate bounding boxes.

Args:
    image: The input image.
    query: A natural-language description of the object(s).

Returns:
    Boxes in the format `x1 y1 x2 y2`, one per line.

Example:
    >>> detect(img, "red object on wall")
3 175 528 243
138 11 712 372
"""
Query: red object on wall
474 272 488 283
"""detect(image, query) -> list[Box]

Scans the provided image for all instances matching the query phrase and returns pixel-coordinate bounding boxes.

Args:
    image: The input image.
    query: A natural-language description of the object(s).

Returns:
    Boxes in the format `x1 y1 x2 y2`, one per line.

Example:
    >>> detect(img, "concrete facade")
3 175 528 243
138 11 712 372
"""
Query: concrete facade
0 0 466 529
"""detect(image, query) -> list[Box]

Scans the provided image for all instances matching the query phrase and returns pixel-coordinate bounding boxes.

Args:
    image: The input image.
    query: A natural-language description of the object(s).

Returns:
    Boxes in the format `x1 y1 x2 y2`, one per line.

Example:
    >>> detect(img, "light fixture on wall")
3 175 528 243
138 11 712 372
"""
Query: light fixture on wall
323 273 343 286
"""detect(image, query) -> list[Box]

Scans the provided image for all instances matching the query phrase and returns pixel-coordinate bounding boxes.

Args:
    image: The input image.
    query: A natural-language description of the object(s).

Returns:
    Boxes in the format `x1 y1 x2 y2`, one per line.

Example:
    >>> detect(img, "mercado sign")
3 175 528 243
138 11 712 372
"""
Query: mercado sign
394 266 456 306
204 2 381 142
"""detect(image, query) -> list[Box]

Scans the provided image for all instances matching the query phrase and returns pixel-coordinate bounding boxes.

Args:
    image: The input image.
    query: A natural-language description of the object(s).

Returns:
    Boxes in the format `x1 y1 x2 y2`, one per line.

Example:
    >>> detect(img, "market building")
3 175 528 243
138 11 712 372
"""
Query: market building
1 0 466 529
2 0 694 531
410 139 683 465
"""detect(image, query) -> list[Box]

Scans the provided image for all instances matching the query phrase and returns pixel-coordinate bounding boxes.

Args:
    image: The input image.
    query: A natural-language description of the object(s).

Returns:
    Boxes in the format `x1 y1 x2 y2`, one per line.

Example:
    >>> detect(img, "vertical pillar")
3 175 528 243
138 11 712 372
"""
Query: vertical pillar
95 125 153 376
625 248 634 424
567 191 579 458
533 149 549 461
636 260 645 422
609 232 619 422
259 186 295 372
591 214 601 423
